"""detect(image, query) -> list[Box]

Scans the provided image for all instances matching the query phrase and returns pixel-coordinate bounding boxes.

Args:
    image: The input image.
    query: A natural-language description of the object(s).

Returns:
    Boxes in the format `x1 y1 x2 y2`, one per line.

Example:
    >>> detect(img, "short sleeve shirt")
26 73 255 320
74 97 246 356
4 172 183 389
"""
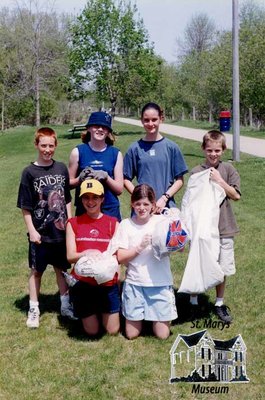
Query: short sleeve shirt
17 160 71 243
114 215 173 286
191 161 240 237
123 137 188 207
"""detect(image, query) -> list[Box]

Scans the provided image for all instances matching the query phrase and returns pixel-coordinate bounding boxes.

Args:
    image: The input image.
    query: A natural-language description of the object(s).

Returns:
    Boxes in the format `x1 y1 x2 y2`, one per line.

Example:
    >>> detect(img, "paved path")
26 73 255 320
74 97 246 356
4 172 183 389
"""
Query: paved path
115 117 265 158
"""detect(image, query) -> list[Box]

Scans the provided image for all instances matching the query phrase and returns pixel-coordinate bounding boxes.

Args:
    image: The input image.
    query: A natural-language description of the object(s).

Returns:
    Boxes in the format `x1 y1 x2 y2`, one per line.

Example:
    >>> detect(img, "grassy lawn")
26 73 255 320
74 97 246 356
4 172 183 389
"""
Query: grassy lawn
0 123 264 399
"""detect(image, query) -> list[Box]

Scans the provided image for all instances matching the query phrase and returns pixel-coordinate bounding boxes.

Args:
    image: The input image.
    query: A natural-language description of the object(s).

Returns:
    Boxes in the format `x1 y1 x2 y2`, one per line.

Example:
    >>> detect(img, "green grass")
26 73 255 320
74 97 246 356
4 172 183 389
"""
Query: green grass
0 123 264 399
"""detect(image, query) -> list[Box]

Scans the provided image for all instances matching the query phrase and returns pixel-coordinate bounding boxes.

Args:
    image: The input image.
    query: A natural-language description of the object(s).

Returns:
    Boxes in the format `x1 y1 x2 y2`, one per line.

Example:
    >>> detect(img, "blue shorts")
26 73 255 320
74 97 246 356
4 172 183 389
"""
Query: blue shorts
28 240 70 273
122 282 178 322
70 281 120 319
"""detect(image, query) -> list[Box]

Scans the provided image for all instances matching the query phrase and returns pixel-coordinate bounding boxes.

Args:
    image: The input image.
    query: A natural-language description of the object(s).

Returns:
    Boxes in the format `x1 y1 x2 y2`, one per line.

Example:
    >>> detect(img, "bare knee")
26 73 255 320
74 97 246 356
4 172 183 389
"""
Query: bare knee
102 313 120 335
126 330 140 340
153 322 170 340
154 330 170 340
125 320 142 340
30 269 43 279
106 324 120 335
82 315 99 336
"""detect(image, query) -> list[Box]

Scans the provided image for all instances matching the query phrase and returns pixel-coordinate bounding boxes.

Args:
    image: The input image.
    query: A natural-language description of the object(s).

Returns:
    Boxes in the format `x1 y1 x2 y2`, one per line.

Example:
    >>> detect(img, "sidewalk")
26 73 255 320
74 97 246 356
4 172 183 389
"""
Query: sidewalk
115 117 265 158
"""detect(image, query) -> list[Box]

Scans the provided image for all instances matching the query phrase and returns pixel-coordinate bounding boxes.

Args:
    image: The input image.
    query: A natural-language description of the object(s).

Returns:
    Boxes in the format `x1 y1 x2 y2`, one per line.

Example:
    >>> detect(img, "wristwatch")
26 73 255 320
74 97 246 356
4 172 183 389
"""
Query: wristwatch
163 193 171 200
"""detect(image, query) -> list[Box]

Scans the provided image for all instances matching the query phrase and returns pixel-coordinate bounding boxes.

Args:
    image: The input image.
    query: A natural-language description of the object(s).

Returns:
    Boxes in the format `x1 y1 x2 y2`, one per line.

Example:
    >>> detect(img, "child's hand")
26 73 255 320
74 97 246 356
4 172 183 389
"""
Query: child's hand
209 168 223 184
135 234 152 254
29 230 41 244
90 169 108 181
155 197 167 214
78 167 94 182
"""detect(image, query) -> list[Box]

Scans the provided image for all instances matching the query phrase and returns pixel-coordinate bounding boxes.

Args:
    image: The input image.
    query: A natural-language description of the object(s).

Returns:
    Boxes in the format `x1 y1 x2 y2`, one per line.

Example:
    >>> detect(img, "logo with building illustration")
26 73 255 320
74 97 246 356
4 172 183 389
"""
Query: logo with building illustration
169 330 249 384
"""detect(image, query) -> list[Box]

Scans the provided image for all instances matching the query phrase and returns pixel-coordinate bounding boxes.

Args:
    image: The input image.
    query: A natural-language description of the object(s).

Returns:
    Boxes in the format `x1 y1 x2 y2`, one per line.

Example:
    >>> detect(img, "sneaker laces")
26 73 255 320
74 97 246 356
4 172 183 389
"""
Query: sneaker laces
28 308 39 319
220 305 231 315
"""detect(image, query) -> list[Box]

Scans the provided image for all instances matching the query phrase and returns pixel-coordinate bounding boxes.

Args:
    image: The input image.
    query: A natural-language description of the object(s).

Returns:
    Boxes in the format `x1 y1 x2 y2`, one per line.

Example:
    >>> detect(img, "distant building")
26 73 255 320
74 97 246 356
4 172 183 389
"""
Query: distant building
169 330 249 383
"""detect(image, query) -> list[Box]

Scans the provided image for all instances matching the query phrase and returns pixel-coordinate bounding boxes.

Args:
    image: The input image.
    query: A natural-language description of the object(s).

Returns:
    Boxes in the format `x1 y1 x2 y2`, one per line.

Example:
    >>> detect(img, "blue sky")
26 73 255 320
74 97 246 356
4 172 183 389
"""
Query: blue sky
2 0 265 62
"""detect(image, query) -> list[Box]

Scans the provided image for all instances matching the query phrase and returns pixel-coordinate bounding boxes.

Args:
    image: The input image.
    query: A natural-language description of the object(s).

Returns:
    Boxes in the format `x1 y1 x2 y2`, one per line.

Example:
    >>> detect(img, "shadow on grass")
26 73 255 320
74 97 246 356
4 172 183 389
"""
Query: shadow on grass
57 315 105 341
14 292 60 315
14 293 99 340
13 287 216 339
172 289 215 325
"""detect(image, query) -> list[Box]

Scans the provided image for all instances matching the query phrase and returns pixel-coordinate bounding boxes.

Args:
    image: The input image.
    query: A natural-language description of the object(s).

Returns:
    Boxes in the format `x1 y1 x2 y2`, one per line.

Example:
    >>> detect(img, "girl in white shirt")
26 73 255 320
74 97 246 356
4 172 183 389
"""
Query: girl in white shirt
115 184 177 340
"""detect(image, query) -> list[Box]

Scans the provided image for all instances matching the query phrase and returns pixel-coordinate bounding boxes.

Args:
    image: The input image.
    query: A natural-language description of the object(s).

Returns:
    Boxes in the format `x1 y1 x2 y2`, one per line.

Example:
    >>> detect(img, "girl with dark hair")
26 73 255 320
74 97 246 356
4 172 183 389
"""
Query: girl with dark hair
123 102 188 213
115 184 177 340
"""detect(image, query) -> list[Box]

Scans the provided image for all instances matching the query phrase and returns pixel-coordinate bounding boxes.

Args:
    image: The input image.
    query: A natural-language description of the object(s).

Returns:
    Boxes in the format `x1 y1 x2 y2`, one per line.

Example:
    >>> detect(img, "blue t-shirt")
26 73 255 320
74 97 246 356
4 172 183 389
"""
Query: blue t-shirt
75 143 120 218
123 137 188 207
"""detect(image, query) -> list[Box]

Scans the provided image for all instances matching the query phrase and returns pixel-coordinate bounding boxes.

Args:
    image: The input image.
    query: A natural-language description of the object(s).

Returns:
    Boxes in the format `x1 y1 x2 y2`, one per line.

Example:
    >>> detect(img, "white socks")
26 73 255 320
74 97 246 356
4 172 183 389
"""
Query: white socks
215 297 224 307
190 295 198 305
29 300 39 310
60 293 70 307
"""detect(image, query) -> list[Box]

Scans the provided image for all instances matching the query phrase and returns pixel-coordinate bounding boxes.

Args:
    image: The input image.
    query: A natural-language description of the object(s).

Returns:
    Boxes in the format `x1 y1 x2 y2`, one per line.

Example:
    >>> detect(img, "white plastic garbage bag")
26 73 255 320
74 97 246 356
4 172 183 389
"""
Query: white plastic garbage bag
74 251 118 284
178 169 226 294
152 208 189 260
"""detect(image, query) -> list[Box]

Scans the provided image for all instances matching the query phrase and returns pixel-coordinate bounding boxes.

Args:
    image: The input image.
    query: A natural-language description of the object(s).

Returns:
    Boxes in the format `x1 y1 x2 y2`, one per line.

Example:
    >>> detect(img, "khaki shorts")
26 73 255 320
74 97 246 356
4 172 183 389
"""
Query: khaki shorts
219 238 236 276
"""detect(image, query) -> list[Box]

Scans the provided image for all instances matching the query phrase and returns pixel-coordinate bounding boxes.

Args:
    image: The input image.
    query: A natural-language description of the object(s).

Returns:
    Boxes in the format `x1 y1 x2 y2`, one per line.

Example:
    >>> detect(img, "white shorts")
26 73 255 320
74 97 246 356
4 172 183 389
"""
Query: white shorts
122 282 178 322
219 237 236 276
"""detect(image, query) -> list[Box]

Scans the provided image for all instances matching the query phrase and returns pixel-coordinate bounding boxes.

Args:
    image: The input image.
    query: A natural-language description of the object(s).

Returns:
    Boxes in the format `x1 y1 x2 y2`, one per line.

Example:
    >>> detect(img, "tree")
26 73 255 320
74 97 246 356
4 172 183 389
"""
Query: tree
16 2 70 126
239 1 265 126
176 13 217 58
0 1 70 127
0 7 28 129
69 0 161 115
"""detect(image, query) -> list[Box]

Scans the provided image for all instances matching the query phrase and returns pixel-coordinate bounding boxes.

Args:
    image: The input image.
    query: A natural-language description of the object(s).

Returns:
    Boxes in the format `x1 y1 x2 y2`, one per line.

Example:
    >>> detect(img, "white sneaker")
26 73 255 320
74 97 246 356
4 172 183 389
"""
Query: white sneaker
61 304 78 320
26 308 40 328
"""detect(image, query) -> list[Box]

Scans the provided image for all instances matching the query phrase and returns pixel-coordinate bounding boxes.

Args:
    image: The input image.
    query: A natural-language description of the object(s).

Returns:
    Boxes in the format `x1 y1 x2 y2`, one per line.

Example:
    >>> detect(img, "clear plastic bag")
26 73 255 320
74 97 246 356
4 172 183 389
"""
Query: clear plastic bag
152 208 189 260
74 251 118 284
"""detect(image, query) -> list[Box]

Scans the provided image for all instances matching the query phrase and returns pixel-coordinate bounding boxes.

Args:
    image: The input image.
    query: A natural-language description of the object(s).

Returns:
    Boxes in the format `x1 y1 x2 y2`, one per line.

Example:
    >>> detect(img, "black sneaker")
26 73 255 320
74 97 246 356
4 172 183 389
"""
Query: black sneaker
188 304 200 321
215 305 232 323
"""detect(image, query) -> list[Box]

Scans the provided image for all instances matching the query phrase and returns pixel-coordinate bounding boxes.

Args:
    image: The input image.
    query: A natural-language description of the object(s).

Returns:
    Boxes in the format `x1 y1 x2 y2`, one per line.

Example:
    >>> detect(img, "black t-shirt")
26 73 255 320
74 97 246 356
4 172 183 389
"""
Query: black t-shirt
17 160 71 243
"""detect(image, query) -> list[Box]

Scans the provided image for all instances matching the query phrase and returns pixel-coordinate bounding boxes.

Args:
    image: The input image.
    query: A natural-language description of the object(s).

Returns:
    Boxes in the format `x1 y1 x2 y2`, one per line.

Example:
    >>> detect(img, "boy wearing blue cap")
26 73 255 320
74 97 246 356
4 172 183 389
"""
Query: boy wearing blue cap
68 111 123 220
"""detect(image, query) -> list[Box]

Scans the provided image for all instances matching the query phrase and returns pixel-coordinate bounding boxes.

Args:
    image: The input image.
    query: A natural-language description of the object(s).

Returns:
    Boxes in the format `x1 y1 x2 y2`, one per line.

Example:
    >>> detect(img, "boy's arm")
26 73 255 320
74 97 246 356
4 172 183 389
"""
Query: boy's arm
210 168 241 201
66 201 72 219
22 209 41 244
68 148 80 188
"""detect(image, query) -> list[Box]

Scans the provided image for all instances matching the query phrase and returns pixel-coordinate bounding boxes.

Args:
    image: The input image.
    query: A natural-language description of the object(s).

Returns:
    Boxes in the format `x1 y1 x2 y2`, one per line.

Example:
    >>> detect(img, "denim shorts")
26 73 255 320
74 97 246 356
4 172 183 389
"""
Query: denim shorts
219 238 236 276
122 282 178 322
70 281 120 319
28 240 70 273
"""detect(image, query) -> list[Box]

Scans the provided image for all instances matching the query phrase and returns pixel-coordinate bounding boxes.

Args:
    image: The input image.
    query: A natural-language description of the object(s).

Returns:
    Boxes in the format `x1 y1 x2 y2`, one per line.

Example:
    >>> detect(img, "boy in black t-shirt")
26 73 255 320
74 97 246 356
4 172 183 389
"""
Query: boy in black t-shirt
17 127 76 328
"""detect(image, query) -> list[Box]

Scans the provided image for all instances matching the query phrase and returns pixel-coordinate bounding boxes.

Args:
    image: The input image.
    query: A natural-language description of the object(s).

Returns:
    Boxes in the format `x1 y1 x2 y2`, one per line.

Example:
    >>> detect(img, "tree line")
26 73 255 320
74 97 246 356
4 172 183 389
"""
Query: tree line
0 0 265 129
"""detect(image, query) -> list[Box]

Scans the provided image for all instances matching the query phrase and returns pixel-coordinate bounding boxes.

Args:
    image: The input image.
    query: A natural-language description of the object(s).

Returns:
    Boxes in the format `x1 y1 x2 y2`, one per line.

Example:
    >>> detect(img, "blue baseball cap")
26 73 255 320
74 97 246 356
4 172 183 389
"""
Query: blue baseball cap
86 112 112 132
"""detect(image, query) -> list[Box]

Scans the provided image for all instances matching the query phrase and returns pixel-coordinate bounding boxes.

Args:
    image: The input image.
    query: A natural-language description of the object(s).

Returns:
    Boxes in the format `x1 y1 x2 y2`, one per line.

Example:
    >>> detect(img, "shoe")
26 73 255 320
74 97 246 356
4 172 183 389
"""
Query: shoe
188 304 200 321
215 305 232 323
26 308 40 328
61 304 78 320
